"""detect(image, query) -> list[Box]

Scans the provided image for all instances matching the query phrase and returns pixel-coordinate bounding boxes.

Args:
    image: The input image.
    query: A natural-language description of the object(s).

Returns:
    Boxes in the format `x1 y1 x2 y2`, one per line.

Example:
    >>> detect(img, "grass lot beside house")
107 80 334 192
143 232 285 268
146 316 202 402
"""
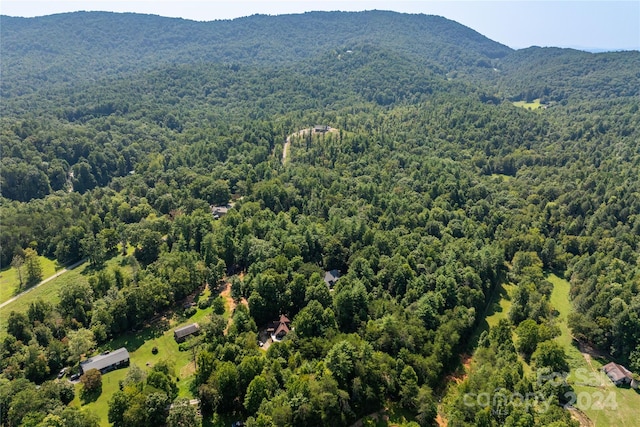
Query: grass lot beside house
75 288 217 426
548 273 640 427
71 368 128 426
0 256 60 304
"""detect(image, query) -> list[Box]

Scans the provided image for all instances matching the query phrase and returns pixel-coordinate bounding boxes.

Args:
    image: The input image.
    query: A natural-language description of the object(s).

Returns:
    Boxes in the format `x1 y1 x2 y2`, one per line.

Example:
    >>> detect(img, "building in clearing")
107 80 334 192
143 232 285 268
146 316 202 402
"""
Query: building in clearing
174 323 200 343
602 362 636 387
210 204 231 219
313 125 329 133
324 270 340 289
267 315 291 341
80 347 129 374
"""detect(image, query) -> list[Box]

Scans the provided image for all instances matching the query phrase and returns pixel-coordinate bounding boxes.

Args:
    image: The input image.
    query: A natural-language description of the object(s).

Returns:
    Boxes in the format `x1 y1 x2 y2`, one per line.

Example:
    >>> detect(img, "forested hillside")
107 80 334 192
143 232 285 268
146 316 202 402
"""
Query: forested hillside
1 10 510 97
1 10 639 427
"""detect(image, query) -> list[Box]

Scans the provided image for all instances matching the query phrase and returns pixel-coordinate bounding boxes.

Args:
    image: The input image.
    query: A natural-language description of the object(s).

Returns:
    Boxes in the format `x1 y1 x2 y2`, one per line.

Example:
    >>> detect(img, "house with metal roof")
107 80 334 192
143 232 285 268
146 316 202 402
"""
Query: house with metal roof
602 362 635 387
174 323 200 343
210 203 233 219
324 270 340 289
80 347 129 374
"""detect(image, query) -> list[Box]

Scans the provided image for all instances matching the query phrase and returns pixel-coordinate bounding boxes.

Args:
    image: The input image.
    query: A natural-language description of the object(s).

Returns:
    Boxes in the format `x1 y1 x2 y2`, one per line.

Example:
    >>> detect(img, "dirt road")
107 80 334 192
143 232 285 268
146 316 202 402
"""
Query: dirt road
282 128 311 164
282 127 337 164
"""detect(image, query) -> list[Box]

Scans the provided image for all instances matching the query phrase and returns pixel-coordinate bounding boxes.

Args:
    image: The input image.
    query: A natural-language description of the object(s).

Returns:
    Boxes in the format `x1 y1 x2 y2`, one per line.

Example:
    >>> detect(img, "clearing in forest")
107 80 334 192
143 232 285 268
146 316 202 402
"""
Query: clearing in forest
548 273 640 427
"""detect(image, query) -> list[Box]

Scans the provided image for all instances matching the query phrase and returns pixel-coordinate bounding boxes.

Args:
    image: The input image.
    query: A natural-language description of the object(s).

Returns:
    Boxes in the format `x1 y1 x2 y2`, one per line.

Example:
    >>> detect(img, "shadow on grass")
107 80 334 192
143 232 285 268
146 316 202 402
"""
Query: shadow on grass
80 263 101 276
53 259 67 271
80 387 103 404
202 413 239 427
467 282 511 350
105 319 170 353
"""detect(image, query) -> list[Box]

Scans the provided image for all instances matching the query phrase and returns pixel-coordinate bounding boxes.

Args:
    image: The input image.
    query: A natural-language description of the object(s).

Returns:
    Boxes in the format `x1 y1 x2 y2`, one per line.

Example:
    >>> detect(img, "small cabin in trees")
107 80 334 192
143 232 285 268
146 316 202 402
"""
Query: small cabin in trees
174 323 200 343
313 125 329 133
210 204 231 219
324 270 340 289
268 315 291 341
602 362 636 387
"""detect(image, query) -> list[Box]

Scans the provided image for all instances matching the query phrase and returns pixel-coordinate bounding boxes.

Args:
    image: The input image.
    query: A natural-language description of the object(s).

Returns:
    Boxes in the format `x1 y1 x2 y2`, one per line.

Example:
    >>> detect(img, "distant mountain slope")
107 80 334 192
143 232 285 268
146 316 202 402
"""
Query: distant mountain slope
0 10 512 96
494 47 640 102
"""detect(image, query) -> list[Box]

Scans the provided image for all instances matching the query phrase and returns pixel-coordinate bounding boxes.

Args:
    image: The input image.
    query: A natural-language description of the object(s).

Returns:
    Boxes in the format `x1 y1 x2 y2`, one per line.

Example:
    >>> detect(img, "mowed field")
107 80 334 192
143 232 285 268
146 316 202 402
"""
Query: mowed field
512 99 544 110
0 255 60 304
548 274 640 427
0 261 90 341
72 284 226 426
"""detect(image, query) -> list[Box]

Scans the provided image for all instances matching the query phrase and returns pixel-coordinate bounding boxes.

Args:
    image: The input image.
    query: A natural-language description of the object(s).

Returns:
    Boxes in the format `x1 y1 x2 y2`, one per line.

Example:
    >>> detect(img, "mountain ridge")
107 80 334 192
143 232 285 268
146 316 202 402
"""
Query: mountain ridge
0 10 512 97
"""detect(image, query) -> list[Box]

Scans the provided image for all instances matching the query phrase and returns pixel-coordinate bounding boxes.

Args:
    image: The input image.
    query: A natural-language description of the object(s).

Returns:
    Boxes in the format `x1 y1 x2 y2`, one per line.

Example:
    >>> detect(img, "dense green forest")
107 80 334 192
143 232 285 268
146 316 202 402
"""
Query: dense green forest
1 10 639 427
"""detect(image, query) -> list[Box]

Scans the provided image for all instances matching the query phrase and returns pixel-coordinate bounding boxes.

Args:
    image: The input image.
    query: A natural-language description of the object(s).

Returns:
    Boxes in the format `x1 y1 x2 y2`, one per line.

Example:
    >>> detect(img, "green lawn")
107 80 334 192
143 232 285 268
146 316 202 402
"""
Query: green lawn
485 282 515 329
548 274 588 372
548 273 640 426
76 295 215 426
0 256 60 304
0 262 90 341
355 403 418 426
71 367 128 425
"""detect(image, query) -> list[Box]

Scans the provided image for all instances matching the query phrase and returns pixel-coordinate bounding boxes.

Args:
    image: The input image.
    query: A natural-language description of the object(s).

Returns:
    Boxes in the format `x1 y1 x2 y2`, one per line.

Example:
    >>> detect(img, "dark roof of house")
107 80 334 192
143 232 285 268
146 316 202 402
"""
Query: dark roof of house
324 270 340 285
271 314 291 337
279 314 290 324
603 362 633 382
174 323 200 339
80 347 129 372
274 321 290 337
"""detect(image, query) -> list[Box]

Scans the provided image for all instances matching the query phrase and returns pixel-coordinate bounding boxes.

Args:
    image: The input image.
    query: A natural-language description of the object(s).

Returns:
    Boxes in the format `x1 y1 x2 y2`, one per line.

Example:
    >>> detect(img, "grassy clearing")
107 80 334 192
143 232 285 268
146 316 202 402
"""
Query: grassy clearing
571 381 640 426
490 173 514 182
0 256 60 304
513 99 544 110
485 282 515 329
548 274 588 371
76 293 216 425
548 273 640 426
355 403 417 426
0 263 90 341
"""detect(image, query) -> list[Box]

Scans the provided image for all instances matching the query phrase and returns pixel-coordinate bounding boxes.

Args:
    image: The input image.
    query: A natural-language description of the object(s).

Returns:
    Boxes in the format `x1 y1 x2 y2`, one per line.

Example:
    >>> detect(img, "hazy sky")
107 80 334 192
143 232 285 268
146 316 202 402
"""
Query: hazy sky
2 1 639 50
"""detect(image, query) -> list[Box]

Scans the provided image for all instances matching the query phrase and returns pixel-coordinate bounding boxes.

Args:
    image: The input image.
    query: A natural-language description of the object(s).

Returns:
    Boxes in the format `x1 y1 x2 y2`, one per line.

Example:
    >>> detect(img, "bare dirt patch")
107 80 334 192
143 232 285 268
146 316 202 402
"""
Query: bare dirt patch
435 412 448 427
568 405 595 427
220 277 247 333
445 354 472 384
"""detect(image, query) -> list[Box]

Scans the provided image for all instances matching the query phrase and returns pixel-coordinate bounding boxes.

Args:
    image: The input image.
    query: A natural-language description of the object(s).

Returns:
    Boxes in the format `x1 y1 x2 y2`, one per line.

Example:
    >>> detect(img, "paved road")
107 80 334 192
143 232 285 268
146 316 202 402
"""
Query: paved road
0 258 86 309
